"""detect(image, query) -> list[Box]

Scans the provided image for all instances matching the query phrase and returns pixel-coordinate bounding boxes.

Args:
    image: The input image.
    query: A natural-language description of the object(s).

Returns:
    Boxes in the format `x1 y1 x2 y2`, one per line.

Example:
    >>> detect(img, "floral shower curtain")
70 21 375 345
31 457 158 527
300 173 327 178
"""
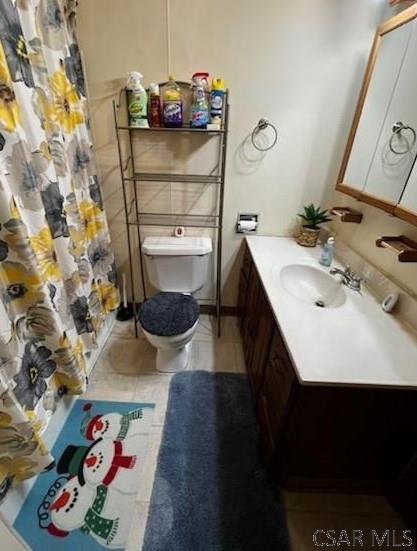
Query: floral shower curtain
0 0 119 499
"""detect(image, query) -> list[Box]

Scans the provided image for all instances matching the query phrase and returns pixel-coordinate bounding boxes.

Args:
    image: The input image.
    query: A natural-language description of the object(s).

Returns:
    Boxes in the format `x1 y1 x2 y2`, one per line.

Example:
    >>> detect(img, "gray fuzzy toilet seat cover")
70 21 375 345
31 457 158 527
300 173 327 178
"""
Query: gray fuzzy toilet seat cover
139 292 199 337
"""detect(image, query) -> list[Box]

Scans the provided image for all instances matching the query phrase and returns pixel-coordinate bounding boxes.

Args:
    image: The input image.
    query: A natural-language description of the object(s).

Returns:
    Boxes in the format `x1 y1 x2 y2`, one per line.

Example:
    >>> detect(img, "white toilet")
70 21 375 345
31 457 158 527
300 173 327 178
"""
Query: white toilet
139 236 212 373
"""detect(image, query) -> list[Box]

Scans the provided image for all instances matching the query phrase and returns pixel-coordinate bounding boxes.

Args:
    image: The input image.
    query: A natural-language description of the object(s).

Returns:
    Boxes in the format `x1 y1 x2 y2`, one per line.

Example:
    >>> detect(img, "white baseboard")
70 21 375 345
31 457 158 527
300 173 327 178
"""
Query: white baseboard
0 513 30 551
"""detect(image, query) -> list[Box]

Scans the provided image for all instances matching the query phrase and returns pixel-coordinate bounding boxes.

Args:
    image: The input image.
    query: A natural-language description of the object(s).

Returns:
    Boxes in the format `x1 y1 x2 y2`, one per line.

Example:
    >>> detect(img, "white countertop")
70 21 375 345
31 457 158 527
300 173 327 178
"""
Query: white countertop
246 236 417 389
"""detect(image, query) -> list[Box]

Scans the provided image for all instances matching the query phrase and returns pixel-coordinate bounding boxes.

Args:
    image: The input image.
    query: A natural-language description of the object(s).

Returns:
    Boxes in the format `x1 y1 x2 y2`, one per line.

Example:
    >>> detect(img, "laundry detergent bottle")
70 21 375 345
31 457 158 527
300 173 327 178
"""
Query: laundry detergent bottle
126 71 149 128
191 72 209 128
162 76 183 128
210 77 225 128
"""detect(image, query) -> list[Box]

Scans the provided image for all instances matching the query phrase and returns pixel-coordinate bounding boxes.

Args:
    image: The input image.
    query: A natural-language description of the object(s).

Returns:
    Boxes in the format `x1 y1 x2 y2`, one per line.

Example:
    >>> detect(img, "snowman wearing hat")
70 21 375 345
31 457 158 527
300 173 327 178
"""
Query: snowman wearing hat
80 402 149 441
56 432 141 496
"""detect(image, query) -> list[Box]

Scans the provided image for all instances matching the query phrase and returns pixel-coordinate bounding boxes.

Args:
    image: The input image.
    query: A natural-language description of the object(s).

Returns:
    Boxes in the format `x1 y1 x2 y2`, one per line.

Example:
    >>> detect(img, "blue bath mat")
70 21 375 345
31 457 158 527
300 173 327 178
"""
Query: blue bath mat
143 371 290 550
14 399 155 550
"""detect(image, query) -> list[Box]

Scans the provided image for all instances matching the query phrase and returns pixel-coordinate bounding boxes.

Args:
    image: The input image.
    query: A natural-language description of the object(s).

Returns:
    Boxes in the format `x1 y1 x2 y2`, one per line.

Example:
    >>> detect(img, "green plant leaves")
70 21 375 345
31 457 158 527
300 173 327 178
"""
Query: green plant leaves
297 203 332 228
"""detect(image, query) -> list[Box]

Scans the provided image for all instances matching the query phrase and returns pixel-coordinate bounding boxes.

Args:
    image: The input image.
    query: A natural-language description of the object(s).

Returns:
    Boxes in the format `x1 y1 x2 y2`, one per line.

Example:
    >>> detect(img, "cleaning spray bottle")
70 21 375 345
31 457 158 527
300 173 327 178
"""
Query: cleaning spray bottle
126 71 149 128
210 78 225 129
162 76 183 128
149 82 162 127
191 72 209 128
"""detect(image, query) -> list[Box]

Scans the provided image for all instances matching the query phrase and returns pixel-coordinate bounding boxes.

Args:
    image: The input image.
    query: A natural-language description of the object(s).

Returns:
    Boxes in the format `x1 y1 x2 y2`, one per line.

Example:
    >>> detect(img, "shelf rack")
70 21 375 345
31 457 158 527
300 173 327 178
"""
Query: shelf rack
331 206 363 223
113 83 229 337
376 235 417 262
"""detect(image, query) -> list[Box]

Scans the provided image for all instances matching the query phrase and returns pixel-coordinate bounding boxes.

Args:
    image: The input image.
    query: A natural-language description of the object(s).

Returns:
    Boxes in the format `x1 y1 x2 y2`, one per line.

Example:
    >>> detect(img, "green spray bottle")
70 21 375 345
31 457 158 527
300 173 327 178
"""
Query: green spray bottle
126 71 149 128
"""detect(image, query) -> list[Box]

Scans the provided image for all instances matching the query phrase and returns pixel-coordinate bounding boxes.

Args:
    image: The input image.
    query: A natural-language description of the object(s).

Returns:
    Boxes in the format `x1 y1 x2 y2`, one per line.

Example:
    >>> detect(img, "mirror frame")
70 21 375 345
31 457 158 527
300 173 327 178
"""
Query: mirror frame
336 4 417 226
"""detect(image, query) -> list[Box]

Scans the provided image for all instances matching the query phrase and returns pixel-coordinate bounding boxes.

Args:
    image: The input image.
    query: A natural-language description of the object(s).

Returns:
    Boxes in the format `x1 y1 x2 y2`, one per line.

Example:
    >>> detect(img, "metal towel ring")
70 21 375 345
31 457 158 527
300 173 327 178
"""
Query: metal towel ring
389 121 416 155
251 118 278 151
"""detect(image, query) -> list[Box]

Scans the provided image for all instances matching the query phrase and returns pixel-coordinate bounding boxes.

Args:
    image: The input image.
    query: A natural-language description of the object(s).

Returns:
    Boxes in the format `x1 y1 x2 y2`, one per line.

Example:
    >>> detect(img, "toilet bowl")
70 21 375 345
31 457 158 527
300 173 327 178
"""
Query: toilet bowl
139 237 212 373
142 319 199 372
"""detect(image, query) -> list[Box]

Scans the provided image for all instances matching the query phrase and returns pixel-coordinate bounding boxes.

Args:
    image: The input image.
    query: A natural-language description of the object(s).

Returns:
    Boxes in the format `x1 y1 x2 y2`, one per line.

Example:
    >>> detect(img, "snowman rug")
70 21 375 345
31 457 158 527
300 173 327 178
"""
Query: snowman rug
14 399 155 550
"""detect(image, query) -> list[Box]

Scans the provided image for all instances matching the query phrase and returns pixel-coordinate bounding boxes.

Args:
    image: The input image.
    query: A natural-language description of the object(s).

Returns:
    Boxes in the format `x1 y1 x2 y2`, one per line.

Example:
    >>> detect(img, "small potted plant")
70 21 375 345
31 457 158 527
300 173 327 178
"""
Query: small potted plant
297 204 332 247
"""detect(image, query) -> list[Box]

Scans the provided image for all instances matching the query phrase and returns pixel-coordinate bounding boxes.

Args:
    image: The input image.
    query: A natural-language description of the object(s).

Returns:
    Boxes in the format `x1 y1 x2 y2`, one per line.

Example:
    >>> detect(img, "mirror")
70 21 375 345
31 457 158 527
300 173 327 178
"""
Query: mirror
401 160 417 212
337 6 417 224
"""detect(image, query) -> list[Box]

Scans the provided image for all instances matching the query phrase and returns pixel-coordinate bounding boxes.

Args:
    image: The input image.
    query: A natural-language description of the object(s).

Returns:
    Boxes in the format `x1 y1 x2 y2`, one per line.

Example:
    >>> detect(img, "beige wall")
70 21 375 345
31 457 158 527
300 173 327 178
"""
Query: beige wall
331 192 417 298
77 0 387 306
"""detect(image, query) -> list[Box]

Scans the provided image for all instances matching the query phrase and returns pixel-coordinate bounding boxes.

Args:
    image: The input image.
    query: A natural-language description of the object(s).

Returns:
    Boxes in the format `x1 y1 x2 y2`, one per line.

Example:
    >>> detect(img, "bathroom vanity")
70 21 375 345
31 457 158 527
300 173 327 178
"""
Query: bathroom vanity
239 236 417 494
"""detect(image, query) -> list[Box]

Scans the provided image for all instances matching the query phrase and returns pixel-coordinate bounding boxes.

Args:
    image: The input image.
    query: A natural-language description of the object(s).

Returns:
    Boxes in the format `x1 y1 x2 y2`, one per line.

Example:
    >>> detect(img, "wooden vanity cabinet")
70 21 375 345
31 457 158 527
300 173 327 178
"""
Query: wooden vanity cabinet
257 327 296 464
238 246 274 400
239 243 417 494
239 243 295 463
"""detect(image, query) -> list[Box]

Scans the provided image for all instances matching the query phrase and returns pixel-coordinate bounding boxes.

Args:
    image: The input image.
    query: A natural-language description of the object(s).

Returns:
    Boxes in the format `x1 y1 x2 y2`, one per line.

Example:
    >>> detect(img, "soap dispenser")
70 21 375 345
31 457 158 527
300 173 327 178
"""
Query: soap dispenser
319 236 335 267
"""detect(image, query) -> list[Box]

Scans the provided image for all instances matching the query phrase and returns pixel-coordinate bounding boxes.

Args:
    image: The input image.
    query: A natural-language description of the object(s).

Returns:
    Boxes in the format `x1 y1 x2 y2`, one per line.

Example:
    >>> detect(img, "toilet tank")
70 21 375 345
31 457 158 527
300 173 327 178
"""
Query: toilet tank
142 237 212 293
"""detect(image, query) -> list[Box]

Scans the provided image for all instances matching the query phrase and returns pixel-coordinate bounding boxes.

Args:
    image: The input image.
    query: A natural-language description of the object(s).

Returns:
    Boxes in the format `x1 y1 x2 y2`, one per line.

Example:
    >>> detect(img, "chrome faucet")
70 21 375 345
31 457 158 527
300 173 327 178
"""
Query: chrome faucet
329 266 364 292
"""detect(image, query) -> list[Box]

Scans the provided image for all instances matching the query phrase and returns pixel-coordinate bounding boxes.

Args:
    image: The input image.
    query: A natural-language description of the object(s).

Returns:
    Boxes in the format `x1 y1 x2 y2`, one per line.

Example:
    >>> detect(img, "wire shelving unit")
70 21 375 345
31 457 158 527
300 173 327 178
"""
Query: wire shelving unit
113 83 229 337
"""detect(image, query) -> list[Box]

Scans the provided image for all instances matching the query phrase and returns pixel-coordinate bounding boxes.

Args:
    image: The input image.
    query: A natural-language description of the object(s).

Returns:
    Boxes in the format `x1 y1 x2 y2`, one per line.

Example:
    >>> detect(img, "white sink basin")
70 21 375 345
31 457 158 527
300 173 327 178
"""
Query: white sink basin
279 263 346 308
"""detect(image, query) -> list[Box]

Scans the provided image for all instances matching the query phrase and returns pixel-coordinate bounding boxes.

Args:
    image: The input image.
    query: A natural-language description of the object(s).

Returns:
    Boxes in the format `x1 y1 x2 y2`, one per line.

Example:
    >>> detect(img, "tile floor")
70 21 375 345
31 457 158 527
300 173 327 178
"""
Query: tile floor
86 315 411 551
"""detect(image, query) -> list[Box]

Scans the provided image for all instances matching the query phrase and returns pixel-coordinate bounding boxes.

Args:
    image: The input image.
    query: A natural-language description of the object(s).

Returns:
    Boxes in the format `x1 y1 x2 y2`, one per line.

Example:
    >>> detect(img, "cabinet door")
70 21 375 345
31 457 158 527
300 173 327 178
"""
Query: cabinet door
257 327 296 463
241 242 252 281
238 245 252 316
239 268 252 365
239 245 257 366
248 273 274 399
238 247 274 400
238 269 248 326
241 266 260 377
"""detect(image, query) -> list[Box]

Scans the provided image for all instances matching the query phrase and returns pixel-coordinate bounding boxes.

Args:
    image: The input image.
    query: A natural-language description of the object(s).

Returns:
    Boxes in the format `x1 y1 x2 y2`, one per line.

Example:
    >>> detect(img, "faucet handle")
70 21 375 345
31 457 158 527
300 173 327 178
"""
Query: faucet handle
350 272 366 292
352 273 365 284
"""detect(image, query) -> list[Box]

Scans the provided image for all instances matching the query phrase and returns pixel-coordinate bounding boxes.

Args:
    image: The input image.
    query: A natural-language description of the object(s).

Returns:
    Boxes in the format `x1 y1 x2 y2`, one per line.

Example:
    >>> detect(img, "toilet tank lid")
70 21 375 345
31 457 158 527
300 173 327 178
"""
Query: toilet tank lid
142 236 212 256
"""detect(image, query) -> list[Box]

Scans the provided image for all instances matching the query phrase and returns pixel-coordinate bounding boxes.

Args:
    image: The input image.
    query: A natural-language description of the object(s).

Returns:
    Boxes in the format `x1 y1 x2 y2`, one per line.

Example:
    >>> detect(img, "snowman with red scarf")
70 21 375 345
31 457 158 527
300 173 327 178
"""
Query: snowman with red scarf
56 430 144 496
80 403 151 441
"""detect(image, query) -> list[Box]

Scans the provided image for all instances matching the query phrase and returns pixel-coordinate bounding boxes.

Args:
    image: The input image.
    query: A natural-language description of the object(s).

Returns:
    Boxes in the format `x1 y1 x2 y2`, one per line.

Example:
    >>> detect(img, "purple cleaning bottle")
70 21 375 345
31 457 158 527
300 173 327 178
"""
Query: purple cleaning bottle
162 76 183 128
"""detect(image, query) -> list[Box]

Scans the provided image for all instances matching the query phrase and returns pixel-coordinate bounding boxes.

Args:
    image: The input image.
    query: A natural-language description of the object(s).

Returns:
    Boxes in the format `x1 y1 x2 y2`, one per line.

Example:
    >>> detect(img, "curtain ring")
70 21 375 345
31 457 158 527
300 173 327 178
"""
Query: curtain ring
251 118 278 151
57 385 68 396
389 121 416 155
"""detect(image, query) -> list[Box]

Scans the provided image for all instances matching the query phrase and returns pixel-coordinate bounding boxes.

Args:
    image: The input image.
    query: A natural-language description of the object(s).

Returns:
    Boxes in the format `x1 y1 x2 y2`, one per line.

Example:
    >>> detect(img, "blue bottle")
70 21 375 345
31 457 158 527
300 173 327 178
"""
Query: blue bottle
319 237 335 267
191 73 209 128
